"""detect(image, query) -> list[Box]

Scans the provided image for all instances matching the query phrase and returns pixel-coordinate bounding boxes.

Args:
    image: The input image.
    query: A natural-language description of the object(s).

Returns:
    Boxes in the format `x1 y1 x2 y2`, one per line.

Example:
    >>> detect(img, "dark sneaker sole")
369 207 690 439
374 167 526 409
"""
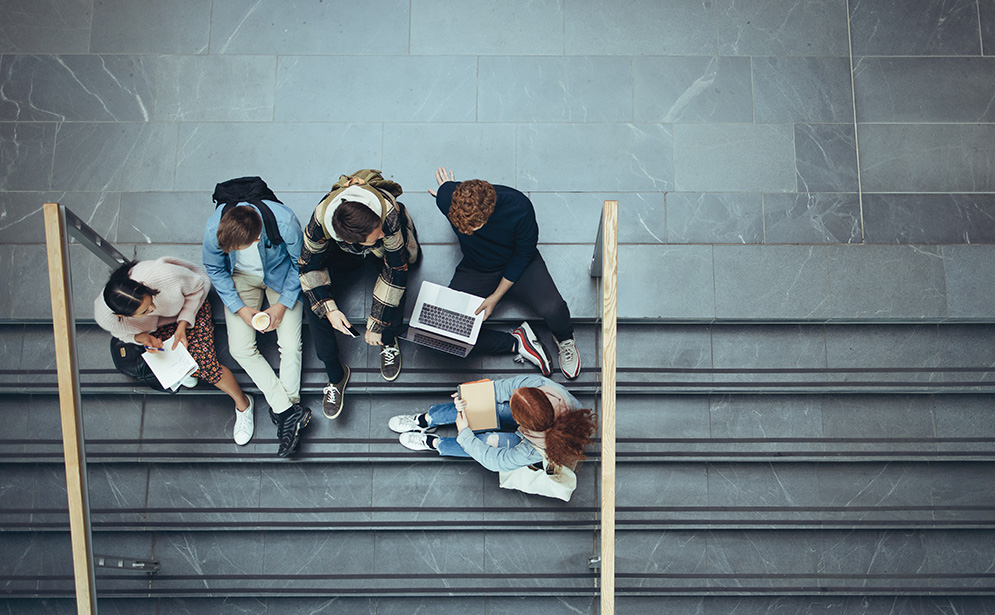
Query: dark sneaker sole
277 408 312 458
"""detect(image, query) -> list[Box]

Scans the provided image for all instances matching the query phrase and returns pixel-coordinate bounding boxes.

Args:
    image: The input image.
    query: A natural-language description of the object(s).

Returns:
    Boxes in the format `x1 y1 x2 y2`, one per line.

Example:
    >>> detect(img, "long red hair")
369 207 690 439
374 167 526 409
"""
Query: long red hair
510 387 596 467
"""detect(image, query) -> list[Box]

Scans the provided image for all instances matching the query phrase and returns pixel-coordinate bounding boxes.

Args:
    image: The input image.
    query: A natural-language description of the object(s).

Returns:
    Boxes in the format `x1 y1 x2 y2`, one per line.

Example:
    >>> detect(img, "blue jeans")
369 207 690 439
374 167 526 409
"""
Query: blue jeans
425 402 522 458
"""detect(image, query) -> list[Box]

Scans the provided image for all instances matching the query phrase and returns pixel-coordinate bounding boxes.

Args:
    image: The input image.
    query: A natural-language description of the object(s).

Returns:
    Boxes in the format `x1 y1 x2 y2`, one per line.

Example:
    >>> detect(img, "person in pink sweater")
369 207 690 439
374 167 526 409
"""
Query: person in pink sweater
94 257 255 445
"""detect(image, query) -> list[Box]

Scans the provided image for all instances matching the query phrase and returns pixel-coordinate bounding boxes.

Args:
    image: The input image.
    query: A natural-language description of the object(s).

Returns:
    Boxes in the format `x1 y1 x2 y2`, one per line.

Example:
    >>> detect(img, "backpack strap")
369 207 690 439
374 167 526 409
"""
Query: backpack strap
212 176 285 247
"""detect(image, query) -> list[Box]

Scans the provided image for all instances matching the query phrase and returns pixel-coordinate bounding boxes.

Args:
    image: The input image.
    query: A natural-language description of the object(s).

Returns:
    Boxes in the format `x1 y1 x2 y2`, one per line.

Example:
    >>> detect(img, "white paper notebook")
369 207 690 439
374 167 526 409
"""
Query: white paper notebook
141 335 198 391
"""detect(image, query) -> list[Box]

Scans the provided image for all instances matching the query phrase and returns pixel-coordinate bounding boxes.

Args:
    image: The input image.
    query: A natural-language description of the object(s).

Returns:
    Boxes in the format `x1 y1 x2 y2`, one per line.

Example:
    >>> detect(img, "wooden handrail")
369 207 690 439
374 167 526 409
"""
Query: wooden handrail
600 200 618 614
44 202 97 615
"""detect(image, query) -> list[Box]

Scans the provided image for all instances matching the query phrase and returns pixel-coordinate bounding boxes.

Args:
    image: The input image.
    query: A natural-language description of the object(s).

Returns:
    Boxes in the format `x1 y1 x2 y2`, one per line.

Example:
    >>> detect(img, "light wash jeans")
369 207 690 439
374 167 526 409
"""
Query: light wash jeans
425 401 522 457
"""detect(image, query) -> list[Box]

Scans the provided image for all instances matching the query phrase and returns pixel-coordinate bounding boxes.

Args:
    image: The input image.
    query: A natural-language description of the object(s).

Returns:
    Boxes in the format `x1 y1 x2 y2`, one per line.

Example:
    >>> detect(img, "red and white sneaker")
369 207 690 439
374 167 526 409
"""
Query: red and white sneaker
555 337 581 380
512 322 552 376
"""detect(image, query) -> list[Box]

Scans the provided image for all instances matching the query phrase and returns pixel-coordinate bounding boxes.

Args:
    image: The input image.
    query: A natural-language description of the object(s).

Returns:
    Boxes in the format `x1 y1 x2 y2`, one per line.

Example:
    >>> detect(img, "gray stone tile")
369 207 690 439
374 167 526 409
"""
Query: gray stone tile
923 532 995 584
0 0 92 53
821 395 936 451
0 464 69 511
849 0 983 55
478 56 632 122
0 191 121 245
529 192 604 245
210 0 409 54
540 245 600 320
175 123 382 192
0 123 56 190
824 326 942 383
711 325 828 384
674 124 796 192
153 532 264 589
51 122 177 191
854 57 995 123
933 394 995 446
487 597 597 615
616 325 713 384
617 246 714 320
763 193 862 244
0 532 72 576
666 193 764 244
710 395 823 439
158 599 268 615
483 531 594 588
9 245 53 321
817 462 933 521
944 245 995 319
371 461 484 523
616 395 710 441
715 0 850 56
138 394 263 456
713 245 831 320
985 0 995 57
261 598 375 615
412 0 562 55
518 123 674 192
615 531 707 581
634 56 753 123
617 464 708 519
859 124 995 193
0 599 156 615
816 530 927 579
155 56 275 122
936 325 995 383
753 57 853 123
382 124 517 191
146 464 261 523
90 0 211 53
827 245 948 320
794 124 859 193
708 464 821 521
374 532 484 577
276 56 476 123
86 463 149 515
398 191 459 246
0 55 154 122
117 192 212 244
930 463 995 520
564 0 716 55
615 598 704 614
79 395 145 446
707 531 820 586
863 194 995 244
0 248 20 320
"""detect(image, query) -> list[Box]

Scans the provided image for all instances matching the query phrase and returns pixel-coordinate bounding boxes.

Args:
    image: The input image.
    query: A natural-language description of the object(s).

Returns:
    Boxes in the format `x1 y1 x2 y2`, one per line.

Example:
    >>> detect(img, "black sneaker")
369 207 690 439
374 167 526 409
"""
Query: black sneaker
322 364 350 419
380 342 401 381
272 404 312 458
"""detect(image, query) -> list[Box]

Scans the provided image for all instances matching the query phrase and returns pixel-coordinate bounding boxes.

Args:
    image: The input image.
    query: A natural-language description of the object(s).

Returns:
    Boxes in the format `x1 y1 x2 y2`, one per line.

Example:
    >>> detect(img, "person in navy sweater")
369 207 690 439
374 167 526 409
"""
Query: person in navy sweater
429 167 580 379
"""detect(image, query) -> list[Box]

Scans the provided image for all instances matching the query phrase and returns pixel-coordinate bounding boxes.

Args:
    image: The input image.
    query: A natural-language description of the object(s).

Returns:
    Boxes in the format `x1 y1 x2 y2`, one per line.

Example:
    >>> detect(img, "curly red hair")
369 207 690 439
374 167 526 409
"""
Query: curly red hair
449 179 496 234
510 387 596 467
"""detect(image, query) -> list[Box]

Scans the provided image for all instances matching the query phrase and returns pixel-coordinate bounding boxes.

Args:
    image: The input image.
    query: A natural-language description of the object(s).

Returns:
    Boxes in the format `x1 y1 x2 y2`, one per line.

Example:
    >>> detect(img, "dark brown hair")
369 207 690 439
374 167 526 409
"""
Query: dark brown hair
510 387 596 467
103 260 160 317
449 180 496 235
217 206 263 253
332 200 381 244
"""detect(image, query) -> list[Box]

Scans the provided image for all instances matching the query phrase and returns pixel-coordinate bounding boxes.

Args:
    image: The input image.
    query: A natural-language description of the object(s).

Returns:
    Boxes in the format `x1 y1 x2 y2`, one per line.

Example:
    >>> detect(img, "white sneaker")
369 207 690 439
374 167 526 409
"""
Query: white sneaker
388 414 436 434
555 338 581 380
180 375 198 388
399 432 439 451
233 395 254 446
511 322 552 376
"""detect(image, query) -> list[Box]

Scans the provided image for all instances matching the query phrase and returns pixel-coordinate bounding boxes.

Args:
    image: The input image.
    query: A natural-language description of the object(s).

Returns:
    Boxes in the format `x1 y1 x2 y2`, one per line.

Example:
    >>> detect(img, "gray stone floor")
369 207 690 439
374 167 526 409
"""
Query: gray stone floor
3 0 995 613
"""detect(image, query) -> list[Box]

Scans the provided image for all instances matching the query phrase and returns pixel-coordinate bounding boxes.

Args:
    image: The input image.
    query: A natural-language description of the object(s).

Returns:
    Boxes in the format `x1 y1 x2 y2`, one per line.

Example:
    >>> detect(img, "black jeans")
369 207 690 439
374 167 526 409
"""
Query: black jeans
448 253 573 356
306 250 407 383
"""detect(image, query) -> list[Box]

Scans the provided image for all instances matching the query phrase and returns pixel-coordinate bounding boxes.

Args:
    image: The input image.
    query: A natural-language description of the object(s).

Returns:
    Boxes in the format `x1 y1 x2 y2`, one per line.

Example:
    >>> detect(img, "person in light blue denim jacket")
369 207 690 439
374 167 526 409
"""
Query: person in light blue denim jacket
389 375 596 472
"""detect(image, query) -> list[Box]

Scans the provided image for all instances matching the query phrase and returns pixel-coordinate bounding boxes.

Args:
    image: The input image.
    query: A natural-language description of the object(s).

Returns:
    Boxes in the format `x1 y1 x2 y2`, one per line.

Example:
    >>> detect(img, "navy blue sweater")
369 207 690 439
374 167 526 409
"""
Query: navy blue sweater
435 182 539 283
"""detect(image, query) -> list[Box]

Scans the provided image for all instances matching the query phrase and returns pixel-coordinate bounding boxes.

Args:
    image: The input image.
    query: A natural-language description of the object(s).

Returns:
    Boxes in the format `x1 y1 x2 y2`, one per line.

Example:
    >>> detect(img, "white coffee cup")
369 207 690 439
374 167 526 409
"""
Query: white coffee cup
251 312 271 331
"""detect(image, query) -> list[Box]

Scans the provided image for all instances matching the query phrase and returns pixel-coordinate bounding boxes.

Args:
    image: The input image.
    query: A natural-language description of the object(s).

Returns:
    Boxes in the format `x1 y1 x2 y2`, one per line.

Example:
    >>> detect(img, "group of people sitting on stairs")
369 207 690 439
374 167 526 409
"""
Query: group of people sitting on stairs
95 167 595 479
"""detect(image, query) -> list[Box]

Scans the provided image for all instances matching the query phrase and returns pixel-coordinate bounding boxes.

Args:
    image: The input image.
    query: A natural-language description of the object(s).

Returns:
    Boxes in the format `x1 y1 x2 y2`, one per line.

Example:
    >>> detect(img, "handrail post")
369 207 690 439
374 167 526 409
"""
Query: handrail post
44 202 98 615
599 200 618 614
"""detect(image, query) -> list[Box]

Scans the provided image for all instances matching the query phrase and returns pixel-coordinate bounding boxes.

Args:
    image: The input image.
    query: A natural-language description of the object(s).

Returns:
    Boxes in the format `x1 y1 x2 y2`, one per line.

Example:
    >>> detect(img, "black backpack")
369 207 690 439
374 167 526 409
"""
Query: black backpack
110 337 175 394
212 176 285 248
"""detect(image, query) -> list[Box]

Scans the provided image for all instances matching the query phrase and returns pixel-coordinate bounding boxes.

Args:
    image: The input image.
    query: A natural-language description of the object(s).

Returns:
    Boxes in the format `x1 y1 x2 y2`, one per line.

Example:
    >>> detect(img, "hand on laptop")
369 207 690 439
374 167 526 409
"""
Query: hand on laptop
475 295 498 320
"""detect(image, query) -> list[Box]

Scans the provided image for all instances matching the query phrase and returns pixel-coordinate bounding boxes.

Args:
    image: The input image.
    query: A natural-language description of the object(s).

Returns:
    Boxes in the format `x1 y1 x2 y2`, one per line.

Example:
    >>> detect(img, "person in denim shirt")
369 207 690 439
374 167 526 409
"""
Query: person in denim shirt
203 200 311 458
388 375 596 472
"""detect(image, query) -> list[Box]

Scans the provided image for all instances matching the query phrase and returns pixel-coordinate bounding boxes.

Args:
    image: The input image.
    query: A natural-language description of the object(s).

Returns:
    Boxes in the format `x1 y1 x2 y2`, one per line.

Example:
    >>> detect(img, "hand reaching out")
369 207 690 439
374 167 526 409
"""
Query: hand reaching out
428 166 455 197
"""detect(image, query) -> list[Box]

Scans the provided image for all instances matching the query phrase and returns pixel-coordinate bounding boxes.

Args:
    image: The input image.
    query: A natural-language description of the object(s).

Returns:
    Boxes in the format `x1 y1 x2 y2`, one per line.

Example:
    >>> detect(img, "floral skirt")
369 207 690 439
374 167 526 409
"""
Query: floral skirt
150 300 224 384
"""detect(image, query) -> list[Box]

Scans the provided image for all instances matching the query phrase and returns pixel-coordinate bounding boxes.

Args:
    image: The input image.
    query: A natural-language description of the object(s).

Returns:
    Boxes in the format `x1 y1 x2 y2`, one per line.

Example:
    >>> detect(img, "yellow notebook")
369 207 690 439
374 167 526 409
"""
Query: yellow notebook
457 379 498 432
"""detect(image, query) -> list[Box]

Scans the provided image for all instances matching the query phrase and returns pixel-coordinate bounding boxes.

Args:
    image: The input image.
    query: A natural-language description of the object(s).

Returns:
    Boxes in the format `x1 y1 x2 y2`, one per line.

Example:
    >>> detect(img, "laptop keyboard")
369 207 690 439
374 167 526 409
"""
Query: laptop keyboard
413 332 469 357
419 304 475 337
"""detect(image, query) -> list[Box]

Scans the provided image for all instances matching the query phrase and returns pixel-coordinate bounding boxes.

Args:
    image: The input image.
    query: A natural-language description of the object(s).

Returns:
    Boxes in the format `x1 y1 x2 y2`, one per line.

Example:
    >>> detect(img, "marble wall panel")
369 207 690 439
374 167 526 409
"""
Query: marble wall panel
117 192 211 244
411 0 563 55
0 55 154 122
935 324 995 383
930 463 995 520
90 0 211 54
817 462 933 521
827 245 948 320
614 531 708 583
709 395 823 439
276 56 476 123
152 531 266 589
849 0 983 55
483 531 595 588
617 464 708 510
943 245 995 319
155 56 276 122
707 530 821 587
539 244 600 319
753 57 854 123
713 245 832 320
616 395 710 440
617 246 714 320
794 124 859 193
615 324 713 385
0 191 120 244
51 122 177 191
146 464 261 524
665 193 764 244
0 122 56 190
478 56 632 123
7 245 51 321
933 394 995 444
711 325 828 384
985 1 995 56
633 56 753 123
863 194 995 244
175 123 382 192
674 124 796 192
528 192 608 244
854 57 995 122
923 532 995 585
382 124 516 190
85 463 153 515
859 124 995 193
564 0 716 55
708 465 821 522
371 462 484 523
763 193 862 244
0 0 92 54
816 530 928 579
211 0 409 55
715 0 850 56
821 395 936 451
518 123 674 192
374 532 484 577
824 325 943 380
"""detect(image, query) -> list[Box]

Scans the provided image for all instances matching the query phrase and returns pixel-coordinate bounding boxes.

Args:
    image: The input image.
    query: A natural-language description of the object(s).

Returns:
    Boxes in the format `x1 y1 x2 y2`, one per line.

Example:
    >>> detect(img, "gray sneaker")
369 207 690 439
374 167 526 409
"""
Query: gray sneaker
555 337 581 380
322 364 350 419
380 342 401 381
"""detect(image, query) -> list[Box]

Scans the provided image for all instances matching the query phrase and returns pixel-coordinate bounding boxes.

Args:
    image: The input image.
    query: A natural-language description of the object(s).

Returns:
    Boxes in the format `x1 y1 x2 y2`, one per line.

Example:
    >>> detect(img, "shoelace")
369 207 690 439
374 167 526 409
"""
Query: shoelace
381 345 399 366
324 384 339 405
559 341 577 363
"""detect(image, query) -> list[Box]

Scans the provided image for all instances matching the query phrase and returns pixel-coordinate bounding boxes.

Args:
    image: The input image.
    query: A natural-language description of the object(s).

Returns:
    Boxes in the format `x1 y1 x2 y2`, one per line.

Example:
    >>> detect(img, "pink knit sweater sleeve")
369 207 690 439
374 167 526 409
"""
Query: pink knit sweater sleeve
155 257 211 326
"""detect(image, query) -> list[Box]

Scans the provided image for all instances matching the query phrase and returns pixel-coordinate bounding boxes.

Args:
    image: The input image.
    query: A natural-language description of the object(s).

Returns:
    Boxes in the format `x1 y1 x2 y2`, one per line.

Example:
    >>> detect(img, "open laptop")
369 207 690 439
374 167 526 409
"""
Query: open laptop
401 281 486 358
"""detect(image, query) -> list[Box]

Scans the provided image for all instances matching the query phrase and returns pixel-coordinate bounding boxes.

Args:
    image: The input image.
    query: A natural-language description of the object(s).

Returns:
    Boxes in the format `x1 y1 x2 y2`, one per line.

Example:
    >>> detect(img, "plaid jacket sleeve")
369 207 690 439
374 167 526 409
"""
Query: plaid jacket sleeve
367 205 409 334
298 209 338 318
